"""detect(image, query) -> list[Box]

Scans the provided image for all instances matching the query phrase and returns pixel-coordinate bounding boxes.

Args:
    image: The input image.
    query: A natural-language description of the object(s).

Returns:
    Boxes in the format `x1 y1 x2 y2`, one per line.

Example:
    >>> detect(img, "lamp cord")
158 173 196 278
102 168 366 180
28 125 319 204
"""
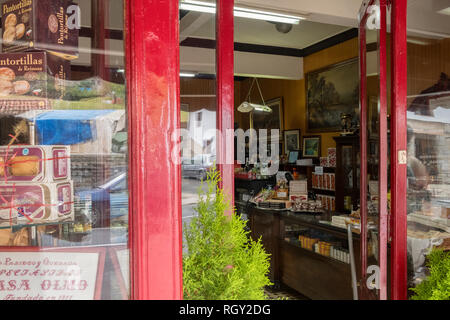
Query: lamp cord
245 78 267 106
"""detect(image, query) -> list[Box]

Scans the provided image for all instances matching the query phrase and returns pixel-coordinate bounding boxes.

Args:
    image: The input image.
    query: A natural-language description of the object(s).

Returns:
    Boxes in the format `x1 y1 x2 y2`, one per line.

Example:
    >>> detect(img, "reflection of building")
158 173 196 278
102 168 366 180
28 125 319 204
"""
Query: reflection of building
407 106 450 185
184 108 216 158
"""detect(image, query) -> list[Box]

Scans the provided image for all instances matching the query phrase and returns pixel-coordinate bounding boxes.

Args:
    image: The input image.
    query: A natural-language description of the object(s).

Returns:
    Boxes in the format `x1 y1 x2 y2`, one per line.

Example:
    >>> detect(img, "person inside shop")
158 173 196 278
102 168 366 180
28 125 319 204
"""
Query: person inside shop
407 125 431 215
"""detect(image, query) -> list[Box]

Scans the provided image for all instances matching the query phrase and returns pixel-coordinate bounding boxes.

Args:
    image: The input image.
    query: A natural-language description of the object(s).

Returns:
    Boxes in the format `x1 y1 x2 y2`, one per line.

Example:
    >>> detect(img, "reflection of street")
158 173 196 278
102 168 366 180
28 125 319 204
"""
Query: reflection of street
182 178 202 253
182 177 218 253
182 178 202 224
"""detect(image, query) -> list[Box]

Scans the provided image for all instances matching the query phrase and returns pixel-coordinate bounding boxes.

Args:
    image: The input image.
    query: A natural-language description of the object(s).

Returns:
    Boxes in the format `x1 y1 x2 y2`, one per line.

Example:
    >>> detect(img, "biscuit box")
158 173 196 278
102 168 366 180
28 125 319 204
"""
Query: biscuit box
1 0 79 60
0 51 69 109
0 181 74 225
0 145 71 182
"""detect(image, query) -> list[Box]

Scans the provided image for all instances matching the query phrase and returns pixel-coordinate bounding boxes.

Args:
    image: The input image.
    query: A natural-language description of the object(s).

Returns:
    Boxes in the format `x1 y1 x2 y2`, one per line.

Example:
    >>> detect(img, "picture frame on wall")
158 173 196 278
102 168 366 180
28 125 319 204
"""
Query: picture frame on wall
284 129 301 155
252 97 284 142
306 58 359 132
302 135 321 158
288 150 300 164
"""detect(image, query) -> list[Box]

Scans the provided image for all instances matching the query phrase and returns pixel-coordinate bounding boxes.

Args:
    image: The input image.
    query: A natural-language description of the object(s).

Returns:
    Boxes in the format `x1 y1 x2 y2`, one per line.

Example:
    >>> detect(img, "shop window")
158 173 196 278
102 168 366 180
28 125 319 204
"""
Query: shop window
0 0 129 300
180 1 217 236
406 1 450 297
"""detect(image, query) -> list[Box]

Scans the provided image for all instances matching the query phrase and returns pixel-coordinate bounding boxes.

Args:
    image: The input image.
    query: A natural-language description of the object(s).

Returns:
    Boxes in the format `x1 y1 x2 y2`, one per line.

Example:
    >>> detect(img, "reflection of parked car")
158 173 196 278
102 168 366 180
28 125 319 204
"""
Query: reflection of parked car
182 154 215 180
75 172 128 228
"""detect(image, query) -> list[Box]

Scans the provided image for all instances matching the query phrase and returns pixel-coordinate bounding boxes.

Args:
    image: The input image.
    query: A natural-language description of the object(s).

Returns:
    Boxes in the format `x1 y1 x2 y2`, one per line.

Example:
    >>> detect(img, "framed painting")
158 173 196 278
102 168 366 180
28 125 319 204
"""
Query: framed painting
302 135 321 158
306 58 359 132
252 97 284 141
284 129 301 155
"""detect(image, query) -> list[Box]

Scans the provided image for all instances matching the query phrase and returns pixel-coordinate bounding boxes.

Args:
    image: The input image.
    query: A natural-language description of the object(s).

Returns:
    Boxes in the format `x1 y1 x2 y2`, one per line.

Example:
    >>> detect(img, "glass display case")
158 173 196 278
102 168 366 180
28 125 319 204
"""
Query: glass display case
334 135 360 212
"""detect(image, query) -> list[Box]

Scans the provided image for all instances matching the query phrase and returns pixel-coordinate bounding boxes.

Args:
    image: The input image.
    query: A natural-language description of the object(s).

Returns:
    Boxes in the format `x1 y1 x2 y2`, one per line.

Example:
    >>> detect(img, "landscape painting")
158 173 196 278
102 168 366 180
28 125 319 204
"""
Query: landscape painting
306 59 359 132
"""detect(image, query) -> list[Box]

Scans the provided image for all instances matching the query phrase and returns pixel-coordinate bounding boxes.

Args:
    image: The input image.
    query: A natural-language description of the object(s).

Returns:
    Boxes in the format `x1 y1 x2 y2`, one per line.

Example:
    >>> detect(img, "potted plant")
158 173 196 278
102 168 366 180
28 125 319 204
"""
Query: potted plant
183 168 272 300
410 249 450 300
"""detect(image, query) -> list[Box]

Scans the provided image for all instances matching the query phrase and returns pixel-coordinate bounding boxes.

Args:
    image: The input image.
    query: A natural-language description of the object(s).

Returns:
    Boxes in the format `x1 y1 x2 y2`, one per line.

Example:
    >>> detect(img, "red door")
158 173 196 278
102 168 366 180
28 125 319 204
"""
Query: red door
358 0 389 300
359 0 409 300
126 0 235 299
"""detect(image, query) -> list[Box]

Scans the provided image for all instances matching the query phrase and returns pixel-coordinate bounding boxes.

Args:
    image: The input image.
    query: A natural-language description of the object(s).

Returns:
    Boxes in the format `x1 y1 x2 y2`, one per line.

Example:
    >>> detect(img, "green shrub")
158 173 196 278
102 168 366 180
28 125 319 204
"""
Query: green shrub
410 249 450 300
183 168 272 300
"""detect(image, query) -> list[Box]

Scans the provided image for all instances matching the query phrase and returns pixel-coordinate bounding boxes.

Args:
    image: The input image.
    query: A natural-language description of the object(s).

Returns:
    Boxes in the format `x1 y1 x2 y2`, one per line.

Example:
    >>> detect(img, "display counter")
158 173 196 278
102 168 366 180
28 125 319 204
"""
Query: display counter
248 205 362 300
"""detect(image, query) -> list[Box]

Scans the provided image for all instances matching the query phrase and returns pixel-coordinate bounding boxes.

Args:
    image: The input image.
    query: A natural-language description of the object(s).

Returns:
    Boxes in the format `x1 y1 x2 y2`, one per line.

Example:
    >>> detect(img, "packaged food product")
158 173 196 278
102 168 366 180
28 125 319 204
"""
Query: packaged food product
0 145 70 182
320 157 328 167
328 148 336 158
1 0 79 60
0 181 73 224
0 157 4 176
0 51 70 109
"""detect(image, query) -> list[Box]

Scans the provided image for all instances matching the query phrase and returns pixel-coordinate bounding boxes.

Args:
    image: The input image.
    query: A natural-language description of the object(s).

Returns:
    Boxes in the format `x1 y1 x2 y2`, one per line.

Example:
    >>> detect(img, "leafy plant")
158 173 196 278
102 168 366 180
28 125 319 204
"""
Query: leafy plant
410 249 450 300
183 167 272 300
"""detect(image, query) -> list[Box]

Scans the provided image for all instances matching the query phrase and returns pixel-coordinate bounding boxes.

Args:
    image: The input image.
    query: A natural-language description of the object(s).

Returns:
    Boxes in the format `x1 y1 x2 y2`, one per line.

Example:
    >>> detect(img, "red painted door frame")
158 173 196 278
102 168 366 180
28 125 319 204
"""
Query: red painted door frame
126 0 183 300
216 0 235 206
360 0 408 300
390 0 408 301
358 0 388 300
125 0 236 300
123 0 407 300
358 9 368 294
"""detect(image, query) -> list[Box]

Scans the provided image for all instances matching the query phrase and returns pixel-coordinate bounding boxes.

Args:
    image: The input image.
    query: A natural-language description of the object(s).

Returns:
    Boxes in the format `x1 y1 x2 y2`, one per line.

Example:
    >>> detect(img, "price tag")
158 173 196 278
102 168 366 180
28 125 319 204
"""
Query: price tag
315 166 324 175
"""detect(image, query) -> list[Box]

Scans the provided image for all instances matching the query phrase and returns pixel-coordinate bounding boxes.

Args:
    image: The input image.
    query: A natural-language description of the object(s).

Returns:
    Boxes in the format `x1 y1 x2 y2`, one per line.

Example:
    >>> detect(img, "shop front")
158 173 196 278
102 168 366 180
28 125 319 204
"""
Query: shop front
0 0 448 301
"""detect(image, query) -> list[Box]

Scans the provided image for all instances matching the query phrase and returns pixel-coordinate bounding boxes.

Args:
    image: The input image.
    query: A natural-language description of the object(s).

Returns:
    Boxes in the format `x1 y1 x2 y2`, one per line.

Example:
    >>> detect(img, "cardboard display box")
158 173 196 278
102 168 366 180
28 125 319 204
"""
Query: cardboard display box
0 181 74 225
0 51 70 108
1 0 79 60
0 145 71 182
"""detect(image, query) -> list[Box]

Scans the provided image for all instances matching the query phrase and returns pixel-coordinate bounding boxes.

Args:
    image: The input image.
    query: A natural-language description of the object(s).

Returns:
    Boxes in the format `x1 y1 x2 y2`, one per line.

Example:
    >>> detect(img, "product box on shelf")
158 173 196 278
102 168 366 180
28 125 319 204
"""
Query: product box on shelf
328 148 336 167
289 180 307 195
320 157 328 167
0 181 74 225
296 159 313 166
0 145 71 183
1 0 79 60
0 51 70 109
324 173 330 190
290 194 308 202
328 148 336 159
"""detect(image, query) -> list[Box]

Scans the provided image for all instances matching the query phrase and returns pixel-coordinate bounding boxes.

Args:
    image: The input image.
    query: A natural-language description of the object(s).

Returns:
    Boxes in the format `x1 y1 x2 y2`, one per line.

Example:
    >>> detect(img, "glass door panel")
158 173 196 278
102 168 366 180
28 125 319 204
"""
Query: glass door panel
359 0 388 300
0 0 129 300
405 0 450 300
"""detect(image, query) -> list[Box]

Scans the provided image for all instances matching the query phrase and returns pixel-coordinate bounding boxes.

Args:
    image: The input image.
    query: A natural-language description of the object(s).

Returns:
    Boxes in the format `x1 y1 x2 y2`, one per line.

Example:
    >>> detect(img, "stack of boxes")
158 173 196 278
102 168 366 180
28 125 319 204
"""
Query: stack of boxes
312 172 335 191
0 0 79 227
298 235 319 250
316 194 335 212
319 148 337 168
313 147 337 212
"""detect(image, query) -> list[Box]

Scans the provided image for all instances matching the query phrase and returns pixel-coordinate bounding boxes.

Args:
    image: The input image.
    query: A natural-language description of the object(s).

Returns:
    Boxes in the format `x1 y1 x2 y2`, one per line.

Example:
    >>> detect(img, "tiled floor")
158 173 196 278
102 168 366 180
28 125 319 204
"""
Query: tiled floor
265 284 309 300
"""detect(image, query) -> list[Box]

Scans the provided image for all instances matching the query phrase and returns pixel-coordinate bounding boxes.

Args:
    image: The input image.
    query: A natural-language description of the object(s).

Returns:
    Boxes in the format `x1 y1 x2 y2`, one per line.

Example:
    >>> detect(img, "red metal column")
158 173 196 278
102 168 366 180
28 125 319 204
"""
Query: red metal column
390 0 408 301
126 0 183 300
216 0 235 207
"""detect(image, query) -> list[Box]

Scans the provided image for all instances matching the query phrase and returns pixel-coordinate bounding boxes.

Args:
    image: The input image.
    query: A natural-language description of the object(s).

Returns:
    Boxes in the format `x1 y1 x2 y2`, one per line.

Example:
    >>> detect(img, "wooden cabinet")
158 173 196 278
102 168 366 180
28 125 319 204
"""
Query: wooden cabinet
334 135 360 212
248 206 361 299
248 207 280 285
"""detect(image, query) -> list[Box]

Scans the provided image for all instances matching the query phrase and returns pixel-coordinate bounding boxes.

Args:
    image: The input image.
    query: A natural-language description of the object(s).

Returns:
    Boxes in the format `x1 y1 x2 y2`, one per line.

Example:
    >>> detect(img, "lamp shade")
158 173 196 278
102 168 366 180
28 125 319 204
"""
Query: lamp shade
238 102 272 113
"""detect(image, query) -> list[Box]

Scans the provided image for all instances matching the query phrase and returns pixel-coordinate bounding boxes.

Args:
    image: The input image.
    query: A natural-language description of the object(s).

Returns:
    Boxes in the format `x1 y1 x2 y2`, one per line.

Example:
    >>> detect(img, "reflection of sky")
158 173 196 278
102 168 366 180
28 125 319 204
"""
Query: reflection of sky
407 107 450 124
